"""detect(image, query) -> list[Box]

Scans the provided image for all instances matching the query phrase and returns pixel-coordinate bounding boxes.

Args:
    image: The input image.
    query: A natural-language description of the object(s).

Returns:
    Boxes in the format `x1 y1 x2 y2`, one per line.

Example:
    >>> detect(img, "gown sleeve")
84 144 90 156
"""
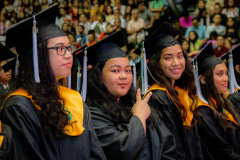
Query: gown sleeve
83 103 106 160
227 93 240 115
1 96 45 160
196 106 240 160
89 106 146 160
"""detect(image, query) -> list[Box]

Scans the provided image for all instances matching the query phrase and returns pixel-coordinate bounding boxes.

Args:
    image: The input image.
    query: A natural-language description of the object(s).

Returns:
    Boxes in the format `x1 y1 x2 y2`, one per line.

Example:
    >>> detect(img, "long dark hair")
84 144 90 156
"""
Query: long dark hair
147 45 198 125
199 67 240 130
86 61 155 128
1 40 71 136
189 31 199 44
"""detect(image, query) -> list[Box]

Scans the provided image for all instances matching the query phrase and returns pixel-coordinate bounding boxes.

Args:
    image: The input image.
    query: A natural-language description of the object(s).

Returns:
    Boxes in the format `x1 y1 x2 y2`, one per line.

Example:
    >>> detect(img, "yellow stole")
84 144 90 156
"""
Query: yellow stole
0 122 4 148
145 83 237 126
3 86 85 136
225 88 239 99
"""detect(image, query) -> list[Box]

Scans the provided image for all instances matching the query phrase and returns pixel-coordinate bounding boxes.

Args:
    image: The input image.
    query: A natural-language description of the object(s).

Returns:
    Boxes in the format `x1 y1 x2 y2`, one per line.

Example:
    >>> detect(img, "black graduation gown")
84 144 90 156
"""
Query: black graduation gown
0 122 19 160
149 90 203 160
89 106 177 160
228 90 240 114
0 95 106 160
196 106 240 160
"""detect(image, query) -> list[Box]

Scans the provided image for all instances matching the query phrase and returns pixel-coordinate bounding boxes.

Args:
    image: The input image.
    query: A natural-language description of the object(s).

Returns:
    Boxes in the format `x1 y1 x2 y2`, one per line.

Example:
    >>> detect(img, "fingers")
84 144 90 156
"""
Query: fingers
136 88 141 101
143 92 152 103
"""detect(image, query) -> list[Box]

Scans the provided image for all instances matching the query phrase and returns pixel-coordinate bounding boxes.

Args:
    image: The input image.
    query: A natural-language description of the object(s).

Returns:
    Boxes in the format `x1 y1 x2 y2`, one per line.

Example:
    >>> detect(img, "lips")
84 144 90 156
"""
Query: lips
170 68 181 74
222 83 228 87
119 83 127 88
63 62 72 67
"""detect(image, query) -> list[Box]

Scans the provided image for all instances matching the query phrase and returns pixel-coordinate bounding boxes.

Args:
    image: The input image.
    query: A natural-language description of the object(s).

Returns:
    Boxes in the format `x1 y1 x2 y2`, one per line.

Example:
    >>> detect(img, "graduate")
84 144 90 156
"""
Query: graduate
221 45 240 114
0 4 106 160
134 22 208 160
74 30 177 160
193 42 240 159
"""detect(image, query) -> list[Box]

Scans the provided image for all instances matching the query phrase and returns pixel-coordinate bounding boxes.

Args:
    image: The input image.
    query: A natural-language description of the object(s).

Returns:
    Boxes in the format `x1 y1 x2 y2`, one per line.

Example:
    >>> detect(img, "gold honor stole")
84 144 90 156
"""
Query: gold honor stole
145 83 237 126
3 86 85 136
0 122 4 148
225 88 239 99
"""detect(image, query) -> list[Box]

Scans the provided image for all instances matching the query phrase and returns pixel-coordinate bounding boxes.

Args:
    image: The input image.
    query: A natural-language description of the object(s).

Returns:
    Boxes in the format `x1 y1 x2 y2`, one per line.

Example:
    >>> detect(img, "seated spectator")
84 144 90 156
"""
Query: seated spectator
149 0 164 19
137 2 155 28
179 11 193 28
98 23 113 41
206 13 225 39
23 0 33 18
106 5 114 23
224 17 239 45
94 13 107 35
197 7 210 27
110 8 126 28
69 0 79 21
127 0 137 8
32 0 41 15
126 9 145 45
189 31 202 51
83 0 90 17
79 13 91 34
3 0 14 13
173 19 186 38
100 0 109 14
210 3 227 25
222 0 239 18
115 0 126 15
185 18 207 42
61 22 71 35
57 7 72 28
87 30 96 46
124 5 132 22
68 33 81 48
41 0 49 11
17 10 26 22
182 39 190 53
90 3 100 23
206 0 224 15
76 25 87 46
214 35 230 57
194 0 209 18
0 13 10 35
113 17 122 31
14 0 25 17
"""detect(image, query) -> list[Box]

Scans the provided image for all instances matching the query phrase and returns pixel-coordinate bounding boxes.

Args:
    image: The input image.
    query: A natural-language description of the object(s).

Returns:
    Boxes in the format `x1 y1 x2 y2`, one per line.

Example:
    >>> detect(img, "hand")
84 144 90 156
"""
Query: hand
132 89 152 120
146 25 152 28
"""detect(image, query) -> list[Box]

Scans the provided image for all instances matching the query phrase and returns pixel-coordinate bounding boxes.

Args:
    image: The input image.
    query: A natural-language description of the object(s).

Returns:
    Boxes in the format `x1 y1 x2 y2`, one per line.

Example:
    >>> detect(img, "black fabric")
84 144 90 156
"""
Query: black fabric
89 106 176 160
0 96 106 160
2 58 15 73
0 122 19 160
221 45 240 67
228 90 240 115
149 90 204 160
74 30 126 66
133 22 181 59
196 105 240 159
6 3 66 55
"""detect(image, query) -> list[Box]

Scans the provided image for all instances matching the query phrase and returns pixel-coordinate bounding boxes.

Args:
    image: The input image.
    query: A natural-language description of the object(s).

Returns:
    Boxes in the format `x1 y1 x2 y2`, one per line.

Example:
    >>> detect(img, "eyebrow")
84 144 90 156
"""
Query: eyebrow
55 42 71 46
110 65 131 68
163 52 183 57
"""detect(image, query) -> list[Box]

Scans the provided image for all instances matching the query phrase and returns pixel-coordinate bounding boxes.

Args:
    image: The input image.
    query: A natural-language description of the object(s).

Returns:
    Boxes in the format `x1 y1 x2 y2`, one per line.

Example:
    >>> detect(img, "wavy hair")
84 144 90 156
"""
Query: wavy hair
147 46 198 126
86 61 155 128
2 40 71 136
199 67 240 130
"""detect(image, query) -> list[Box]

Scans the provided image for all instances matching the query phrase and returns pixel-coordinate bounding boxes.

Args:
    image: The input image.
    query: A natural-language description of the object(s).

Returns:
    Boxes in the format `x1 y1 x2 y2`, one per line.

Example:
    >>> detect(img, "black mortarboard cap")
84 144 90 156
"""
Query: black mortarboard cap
6 3 66 55
74 45 87 66
133 22 181 59
192 42 223 75
0 43 16 62
74 30 126 66
221 45 240 67
2 58 16 72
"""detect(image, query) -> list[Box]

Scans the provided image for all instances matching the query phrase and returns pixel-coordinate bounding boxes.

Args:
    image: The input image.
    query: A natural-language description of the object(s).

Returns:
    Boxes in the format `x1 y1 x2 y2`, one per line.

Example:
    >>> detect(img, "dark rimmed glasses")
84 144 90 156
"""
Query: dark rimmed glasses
47 45 74 56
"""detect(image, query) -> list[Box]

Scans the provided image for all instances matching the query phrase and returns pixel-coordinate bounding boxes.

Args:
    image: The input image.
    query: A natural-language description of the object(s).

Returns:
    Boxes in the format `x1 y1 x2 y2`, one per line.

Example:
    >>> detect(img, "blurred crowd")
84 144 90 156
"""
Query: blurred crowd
1 0 240 60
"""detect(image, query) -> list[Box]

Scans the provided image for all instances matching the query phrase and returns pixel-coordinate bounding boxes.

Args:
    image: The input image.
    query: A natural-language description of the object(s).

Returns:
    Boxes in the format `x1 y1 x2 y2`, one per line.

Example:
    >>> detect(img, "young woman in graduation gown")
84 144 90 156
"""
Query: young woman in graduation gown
0 4 106 160
193 43 240 159
75 30 177 160
133 22 207 160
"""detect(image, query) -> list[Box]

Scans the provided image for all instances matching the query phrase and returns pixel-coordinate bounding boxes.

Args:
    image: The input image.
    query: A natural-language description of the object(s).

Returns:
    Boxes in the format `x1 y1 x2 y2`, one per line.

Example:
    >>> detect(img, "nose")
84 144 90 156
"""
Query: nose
172 57 180 67
223 74 228 82
120 71 126 80
64 48 72 59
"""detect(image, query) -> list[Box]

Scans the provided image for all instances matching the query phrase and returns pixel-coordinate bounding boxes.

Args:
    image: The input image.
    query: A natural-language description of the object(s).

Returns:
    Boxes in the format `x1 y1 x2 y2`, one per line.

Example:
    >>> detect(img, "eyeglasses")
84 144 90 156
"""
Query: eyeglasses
47 45 74 56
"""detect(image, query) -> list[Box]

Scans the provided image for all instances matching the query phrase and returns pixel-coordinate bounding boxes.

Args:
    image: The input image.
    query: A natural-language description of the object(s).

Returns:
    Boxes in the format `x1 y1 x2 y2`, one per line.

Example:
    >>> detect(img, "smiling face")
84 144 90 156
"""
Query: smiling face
102 57 132 98
47 36 73 81
159 44 185 85
213 63 228 94
0 60 12 85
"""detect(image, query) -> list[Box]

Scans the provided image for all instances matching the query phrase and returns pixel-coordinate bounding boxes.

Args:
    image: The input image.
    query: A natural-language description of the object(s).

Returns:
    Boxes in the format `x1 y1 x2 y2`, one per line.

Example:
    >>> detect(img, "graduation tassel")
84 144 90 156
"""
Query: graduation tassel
67 73 71 89
15 55 19 77
32 15 40 83
193 59 208 104
140 41 148 94
81 47 87 102
228 50 240 93
76 62 81 92
133 63 137 89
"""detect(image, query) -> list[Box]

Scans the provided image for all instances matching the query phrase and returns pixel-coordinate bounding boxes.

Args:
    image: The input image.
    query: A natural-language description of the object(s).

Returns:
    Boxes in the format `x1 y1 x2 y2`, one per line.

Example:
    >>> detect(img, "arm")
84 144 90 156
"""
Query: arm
197 106 240 159
89 107 146 160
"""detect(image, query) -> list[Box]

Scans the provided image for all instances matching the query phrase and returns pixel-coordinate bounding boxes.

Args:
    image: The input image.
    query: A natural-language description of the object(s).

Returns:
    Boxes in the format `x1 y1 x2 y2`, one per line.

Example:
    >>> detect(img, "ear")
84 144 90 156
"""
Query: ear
199 75 206 84
235 65 240 74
